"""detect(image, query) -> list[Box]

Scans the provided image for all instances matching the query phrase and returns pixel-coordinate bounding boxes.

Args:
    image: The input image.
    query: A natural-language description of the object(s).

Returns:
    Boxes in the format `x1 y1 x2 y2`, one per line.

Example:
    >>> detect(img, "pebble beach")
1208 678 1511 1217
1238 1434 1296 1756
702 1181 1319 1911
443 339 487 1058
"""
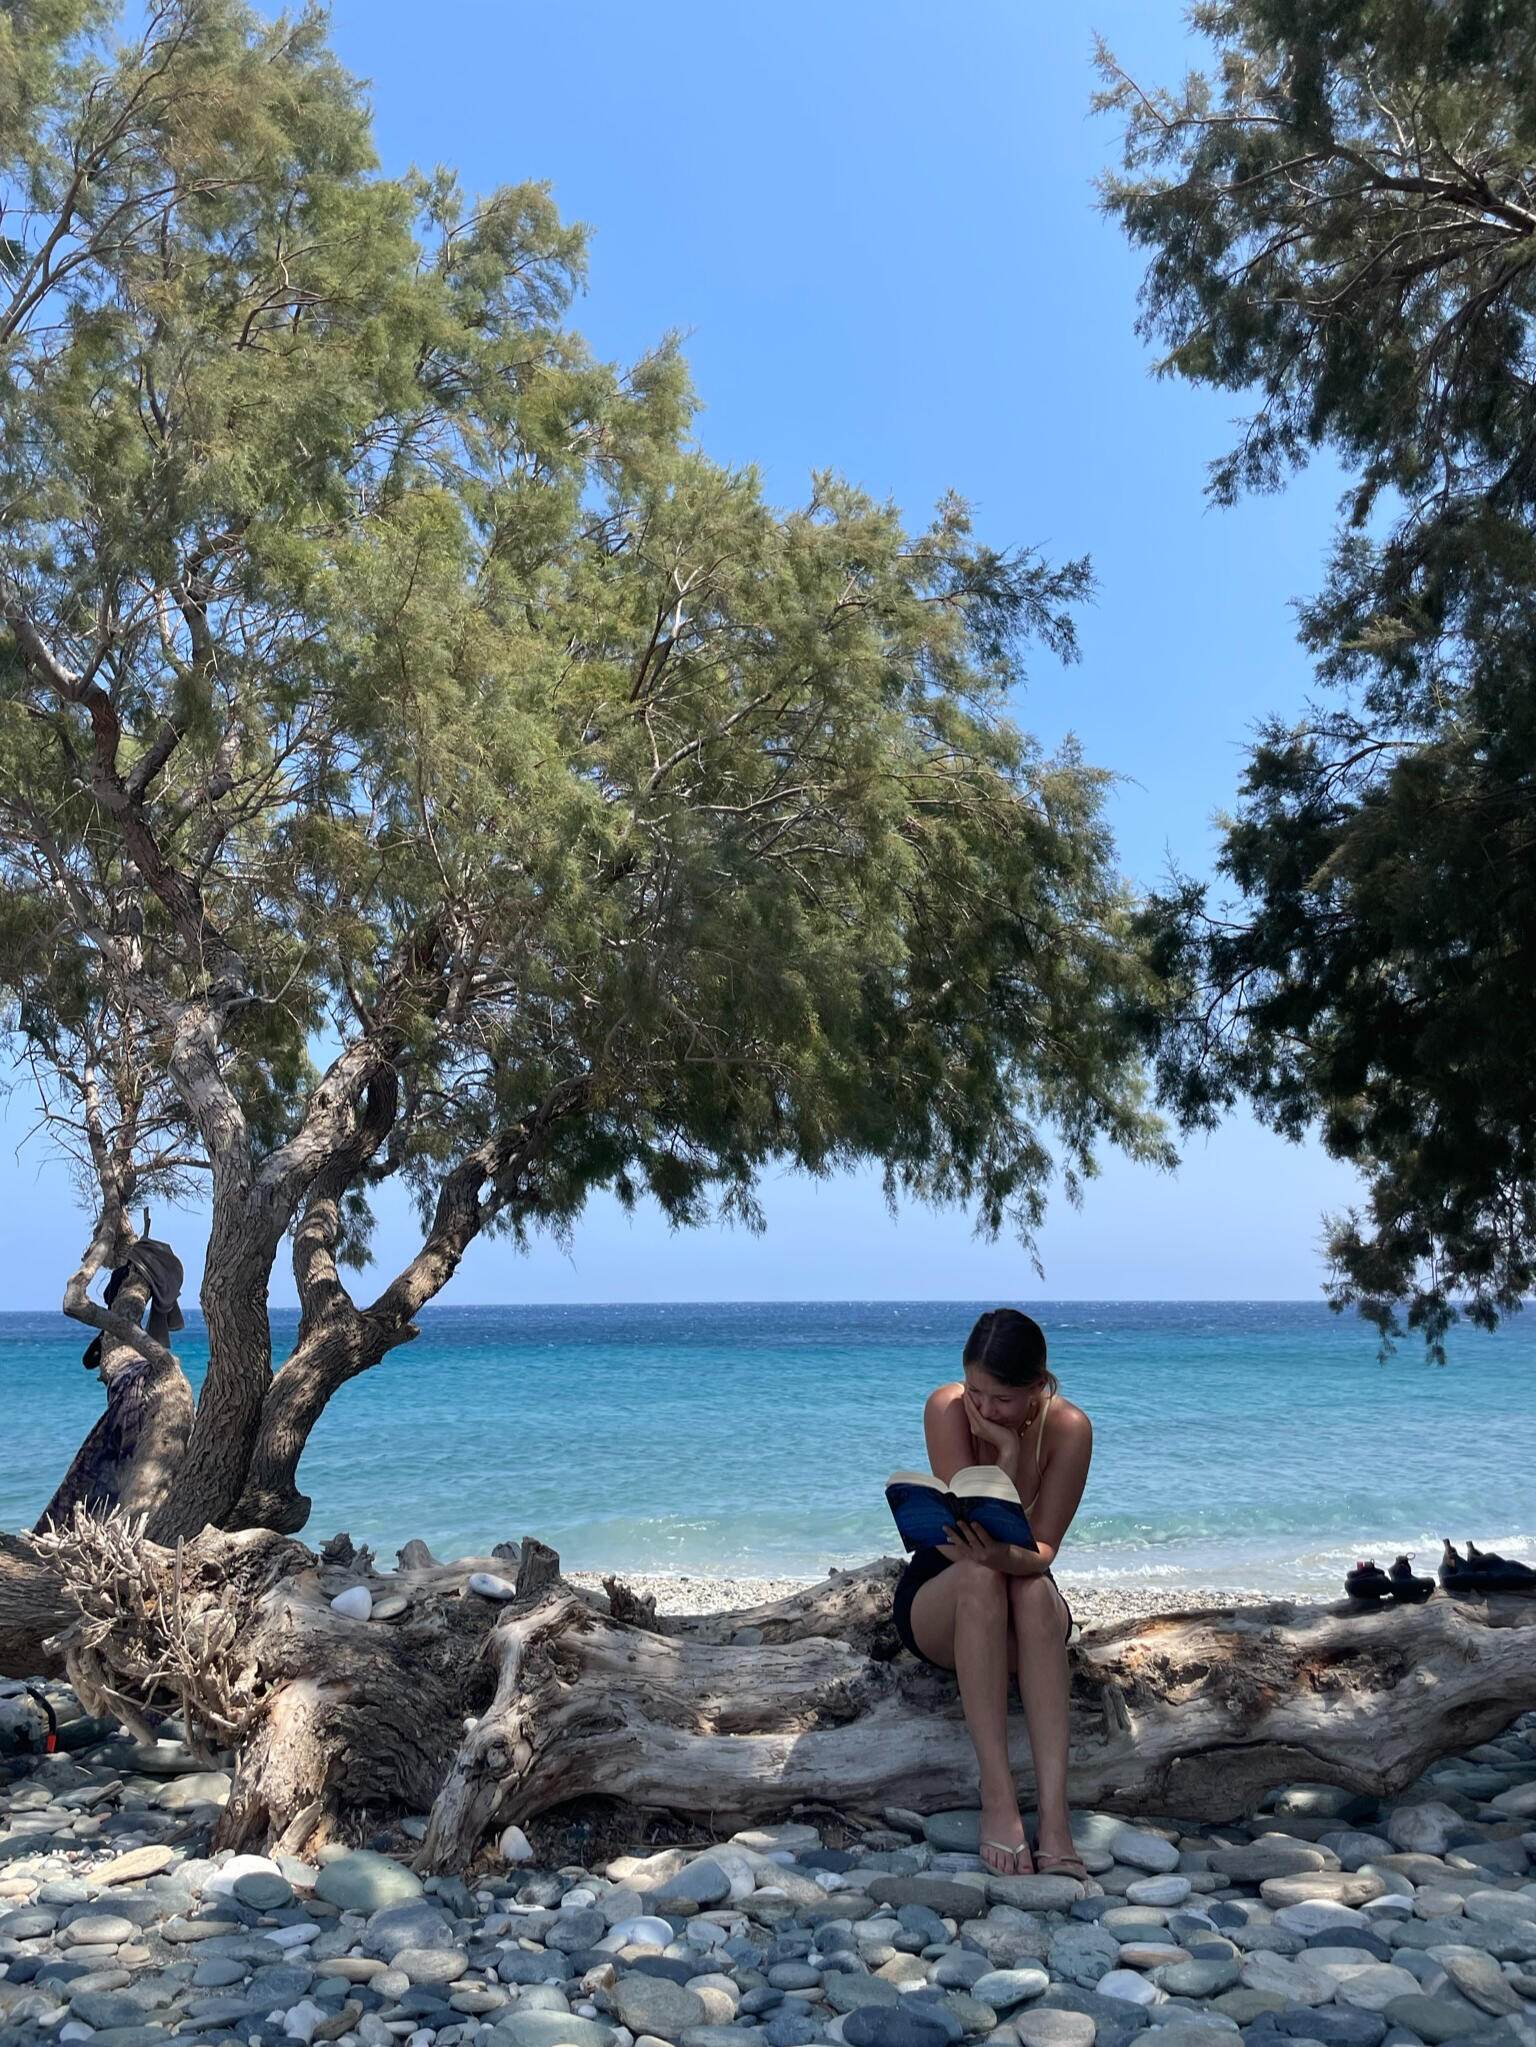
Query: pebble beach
562 1579 1284 1632
1 1677 1534 2047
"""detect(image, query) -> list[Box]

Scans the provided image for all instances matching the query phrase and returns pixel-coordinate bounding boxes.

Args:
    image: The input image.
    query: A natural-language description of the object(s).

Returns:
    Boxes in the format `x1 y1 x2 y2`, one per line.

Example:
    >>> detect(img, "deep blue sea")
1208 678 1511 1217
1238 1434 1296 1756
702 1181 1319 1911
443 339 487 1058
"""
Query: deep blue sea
2 1301 1532 1595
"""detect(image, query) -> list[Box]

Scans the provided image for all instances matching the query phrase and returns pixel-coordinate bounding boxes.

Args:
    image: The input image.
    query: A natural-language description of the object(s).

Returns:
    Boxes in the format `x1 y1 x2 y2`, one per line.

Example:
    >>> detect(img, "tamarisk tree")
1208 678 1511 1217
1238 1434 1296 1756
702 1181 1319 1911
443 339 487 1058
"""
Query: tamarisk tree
0 0 1165 1621
1100 1 1536 1349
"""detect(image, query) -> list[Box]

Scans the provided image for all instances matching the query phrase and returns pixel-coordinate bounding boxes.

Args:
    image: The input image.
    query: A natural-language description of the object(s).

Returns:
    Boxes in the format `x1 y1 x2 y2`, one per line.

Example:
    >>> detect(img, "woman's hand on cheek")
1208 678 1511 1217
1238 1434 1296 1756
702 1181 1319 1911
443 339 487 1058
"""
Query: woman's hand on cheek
963 1388 1020 1471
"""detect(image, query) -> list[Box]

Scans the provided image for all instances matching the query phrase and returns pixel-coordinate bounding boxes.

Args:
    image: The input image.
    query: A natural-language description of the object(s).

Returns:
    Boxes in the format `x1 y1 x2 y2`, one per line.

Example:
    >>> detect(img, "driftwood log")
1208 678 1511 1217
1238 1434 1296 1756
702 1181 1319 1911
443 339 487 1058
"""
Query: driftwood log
420 1566 1536 1865
9 1513 1536 1871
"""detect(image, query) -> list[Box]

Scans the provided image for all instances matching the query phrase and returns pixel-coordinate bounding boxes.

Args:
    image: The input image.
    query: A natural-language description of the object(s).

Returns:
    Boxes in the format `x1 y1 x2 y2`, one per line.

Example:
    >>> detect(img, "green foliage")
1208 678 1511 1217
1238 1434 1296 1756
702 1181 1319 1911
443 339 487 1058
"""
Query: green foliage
1101 1 1536 1349
0 0 1166 1324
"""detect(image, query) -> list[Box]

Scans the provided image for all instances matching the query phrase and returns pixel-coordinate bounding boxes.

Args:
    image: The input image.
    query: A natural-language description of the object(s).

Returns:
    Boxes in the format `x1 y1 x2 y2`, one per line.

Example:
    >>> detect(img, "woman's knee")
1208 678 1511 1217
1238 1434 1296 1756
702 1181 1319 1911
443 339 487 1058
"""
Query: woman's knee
952 1560 1009 1619
1009 1573 1062 1637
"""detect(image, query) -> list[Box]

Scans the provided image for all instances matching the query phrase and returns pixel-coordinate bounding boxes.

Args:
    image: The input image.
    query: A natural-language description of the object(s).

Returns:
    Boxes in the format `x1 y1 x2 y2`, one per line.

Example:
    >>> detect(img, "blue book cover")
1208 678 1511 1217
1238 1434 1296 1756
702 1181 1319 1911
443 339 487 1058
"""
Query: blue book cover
885 1466 1037 1553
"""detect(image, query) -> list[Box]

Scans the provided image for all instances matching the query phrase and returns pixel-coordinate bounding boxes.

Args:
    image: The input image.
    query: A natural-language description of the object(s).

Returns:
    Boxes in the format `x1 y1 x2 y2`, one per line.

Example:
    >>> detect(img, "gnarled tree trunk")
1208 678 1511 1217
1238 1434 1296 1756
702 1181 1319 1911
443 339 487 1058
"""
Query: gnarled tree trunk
37 1262 196 1542
0 1534 75 1679
230 1318 405 1536
15 1517 1536 1870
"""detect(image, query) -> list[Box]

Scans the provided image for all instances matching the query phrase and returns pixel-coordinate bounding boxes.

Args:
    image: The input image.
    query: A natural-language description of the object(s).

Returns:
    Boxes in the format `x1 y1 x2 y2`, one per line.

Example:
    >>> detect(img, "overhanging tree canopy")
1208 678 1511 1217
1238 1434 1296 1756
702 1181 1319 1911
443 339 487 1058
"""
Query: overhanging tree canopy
1099 0 1536 1350
0 0 1166 1568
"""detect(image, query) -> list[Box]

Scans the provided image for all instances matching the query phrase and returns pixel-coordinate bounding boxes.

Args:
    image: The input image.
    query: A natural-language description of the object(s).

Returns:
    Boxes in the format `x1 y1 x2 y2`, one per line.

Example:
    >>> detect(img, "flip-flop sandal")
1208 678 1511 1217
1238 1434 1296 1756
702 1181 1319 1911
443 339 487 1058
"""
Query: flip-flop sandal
1034 1851 1092 1882
981 1838 1028 1875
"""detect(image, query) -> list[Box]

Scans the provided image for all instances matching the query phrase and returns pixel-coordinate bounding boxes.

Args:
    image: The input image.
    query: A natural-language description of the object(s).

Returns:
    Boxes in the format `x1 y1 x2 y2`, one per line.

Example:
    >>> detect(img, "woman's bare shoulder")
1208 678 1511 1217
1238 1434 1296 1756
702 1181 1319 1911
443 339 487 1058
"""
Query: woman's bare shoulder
1049 1396 1093 1445
924 1381 966 1416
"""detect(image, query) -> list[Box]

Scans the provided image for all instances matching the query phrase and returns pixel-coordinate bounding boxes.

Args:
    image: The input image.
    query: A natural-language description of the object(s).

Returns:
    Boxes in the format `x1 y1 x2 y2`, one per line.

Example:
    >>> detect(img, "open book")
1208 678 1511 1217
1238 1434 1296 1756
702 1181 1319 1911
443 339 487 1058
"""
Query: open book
886 1466 1038 1553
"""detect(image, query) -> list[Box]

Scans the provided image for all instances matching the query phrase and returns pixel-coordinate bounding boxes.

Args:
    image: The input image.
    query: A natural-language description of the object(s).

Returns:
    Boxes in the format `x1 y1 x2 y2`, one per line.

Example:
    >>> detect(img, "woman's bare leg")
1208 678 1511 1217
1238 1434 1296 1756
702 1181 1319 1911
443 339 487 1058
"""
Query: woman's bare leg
908 1561 1028 1875
1009 1575 1074 1861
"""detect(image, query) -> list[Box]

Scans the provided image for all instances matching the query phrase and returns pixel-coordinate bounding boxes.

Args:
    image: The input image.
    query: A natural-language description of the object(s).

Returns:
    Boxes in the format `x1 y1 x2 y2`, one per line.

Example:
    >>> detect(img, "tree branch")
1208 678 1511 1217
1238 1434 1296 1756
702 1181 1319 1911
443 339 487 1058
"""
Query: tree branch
365 1073 593 1333
291 1072 399 1338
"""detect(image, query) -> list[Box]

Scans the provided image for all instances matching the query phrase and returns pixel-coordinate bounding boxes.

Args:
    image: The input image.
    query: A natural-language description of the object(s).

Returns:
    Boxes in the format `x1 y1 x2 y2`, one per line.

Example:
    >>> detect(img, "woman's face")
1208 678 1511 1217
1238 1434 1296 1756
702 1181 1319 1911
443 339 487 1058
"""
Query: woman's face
963 1364 1039 1429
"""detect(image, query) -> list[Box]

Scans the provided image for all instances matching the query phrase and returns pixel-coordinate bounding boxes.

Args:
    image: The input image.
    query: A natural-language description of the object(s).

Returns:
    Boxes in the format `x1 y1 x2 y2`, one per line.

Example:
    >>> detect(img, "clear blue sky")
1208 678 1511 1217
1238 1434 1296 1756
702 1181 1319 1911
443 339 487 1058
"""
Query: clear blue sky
0 0 1363 1308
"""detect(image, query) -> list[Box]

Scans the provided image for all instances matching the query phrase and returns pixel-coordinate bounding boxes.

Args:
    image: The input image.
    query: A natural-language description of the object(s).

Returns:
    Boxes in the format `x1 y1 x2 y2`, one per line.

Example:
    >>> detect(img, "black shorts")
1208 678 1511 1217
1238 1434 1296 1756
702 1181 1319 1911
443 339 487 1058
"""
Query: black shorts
892 1546 1073 1666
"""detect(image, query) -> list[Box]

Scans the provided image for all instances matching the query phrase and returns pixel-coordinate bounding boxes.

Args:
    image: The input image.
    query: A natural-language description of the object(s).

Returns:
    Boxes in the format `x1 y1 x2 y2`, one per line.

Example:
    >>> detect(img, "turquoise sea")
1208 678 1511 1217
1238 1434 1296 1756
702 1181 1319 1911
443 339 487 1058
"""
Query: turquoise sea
2 1301 1533 1595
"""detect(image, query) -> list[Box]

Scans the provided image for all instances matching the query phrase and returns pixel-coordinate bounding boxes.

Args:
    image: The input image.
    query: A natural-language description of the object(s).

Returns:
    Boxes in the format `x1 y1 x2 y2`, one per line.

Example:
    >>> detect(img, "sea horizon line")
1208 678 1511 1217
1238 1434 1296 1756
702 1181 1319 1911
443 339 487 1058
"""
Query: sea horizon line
0 1294 1359 1315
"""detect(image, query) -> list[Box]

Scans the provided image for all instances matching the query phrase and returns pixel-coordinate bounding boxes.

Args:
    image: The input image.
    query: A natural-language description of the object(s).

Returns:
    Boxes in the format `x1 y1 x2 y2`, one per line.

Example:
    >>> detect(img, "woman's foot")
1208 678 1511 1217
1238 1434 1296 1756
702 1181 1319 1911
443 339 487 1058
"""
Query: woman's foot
1032 1820 1082 1877
979 1791 1032 1876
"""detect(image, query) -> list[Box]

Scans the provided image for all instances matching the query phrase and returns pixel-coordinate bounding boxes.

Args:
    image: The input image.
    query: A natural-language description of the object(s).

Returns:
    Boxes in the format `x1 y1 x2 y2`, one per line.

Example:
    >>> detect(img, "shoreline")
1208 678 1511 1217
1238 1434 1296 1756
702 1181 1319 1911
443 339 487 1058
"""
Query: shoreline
563 1568 1305 1628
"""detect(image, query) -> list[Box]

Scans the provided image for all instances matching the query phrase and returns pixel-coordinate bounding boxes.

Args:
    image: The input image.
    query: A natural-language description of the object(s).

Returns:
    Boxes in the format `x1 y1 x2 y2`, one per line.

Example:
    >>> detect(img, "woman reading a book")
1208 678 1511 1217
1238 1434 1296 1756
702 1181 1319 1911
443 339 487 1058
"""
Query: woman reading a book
891 1308 1092 1880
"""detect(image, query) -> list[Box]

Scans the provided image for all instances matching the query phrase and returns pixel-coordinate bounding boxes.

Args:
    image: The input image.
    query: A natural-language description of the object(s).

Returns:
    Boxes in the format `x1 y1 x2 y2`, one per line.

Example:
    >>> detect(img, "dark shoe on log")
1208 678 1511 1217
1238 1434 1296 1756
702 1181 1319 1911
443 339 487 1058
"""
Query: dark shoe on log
1387 1555 1434 1603
1346 1559 1394 1601
1441 1539 1536 1596
1463 1542 1536 1592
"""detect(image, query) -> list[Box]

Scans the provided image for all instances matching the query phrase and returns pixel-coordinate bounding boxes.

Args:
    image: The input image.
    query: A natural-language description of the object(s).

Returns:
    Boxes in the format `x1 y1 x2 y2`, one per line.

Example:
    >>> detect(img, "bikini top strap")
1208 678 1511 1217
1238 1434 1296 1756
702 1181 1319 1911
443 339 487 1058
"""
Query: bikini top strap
1034 1389 1053 1471
1022 1388 1052 1516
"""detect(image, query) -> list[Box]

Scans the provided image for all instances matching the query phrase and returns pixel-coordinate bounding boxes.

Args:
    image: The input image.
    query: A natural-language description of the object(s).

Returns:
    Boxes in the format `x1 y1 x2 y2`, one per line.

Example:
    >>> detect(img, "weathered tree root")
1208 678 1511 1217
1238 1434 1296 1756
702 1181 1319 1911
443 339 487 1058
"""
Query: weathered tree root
10 1518 1536 1871
213 1570 493 1854
15 1514 505 1851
